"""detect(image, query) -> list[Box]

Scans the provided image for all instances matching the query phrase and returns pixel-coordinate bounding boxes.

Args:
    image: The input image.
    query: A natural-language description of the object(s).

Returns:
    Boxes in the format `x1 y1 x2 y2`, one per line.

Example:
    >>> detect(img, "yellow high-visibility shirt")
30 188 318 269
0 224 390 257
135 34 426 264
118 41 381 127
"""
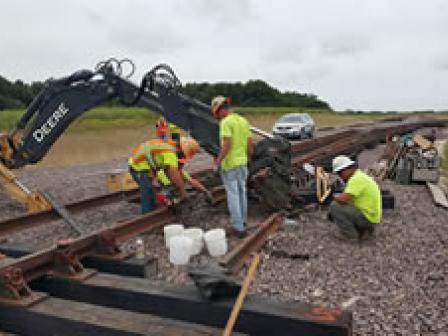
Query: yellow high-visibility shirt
344 169 382 224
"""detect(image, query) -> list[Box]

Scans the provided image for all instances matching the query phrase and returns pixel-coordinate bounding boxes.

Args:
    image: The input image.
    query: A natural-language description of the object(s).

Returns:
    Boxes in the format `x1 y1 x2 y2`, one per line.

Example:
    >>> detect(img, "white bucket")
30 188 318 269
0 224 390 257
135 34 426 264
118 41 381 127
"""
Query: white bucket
169 236 193 265
183 227 204 255
164 224 184 247
204 228 228 257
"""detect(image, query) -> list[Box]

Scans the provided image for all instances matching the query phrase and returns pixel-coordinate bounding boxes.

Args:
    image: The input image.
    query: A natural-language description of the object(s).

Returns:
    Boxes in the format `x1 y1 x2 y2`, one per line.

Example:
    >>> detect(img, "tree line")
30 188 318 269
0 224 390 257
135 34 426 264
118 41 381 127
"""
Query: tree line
182 80 330 109
0 75 331 110
0 76 44 110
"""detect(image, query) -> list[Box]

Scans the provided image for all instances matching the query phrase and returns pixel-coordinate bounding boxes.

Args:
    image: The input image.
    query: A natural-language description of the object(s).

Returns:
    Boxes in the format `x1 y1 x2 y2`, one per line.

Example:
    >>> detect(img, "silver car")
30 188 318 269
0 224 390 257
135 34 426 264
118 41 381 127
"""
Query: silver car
272 113 315 139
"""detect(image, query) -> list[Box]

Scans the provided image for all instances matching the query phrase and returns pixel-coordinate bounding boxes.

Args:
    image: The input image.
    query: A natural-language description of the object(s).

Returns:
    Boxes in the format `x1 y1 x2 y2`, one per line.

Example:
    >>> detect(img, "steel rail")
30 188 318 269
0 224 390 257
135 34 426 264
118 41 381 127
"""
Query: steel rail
0 169 212 237
5 207 175 283
291 119 448 167
220 212 284 273
0 188 226 287
0 189 140 237
290 130 355 154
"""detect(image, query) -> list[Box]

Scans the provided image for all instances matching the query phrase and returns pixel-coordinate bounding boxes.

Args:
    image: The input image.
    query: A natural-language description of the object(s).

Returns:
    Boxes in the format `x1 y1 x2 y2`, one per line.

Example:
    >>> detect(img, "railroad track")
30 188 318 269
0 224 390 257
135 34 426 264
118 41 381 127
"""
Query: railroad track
220 212 284 273
0 190 351 335
1 117 446 335
2 116 445 239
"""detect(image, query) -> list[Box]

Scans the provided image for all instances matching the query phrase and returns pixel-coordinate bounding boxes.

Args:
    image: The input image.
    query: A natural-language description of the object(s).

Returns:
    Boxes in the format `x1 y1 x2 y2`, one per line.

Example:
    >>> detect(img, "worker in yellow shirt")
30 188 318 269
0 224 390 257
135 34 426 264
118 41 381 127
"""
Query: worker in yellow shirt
211 96 253 238
128 131 187 213
328 155 382 241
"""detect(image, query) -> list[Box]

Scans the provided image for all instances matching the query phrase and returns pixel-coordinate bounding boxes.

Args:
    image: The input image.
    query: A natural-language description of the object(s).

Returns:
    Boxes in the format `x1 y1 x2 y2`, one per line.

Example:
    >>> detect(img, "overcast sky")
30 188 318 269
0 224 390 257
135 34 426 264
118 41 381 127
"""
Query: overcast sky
1 0 447 111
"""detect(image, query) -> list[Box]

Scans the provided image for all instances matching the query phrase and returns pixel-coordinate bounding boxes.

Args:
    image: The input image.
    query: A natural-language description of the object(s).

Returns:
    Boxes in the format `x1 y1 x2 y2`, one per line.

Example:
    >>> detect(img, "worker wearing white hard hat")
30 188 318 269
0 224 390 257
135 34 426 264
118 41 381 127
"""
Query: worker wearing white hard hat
328 155 382 241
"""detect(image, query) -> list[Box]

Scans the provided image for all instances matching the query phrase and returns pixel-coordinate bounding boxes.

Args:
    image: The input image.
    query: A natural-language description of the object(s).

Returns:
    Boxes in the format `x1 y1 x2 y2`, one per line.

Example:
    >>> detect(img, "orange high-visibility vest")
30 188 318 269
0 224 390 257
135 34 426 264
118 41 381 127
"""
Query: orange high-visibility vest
128 139 177 170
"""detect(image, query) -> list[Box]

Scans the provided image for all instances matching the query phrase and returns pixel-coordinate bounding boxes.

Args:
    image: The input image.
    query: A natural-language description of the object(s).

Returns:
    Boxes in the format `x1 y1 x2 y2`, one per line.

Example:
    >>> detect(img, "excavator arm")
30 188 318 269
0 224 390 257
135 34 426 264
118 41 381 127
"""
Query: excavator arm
0 59 220 170
0 58 292 211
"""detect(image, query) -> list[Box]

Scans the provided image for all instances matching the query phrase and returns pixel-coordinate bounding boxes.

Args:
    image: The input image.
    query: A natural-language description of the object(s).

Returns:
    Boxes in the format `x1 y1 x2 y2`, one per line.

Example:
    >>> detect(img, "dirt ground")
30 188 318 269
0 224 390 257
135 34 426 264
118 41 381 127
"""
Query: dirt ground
1 130 447 335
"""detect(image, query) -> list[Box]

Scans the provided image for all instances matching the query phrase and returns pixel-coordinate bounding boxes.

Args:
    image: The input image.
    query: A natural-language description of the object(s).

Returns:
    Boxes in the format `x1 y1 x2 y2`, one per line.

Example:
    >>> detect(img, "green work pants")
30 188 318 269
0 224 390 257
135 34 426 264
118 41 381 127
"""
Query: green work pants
329 201 375 239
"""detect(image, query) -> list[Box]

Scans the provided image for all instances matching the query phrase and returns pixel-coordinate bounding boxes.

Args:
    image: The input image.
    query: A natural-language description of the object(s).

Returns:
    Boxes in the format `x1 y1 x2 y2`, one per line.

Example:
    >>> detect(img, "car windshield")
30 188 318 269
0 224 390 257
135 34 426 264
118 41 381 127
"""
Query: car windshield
278 114 306 123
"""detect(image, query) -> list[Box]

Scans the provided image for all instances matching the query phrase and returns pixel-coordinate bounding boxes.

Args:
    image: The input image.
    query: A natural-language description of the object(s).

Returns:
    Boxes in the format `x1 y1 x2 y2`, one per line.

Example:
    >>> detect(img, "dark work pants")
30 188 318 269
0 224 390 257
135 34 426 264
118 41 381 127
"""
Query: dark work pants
129 167 156 214
329 201 375 239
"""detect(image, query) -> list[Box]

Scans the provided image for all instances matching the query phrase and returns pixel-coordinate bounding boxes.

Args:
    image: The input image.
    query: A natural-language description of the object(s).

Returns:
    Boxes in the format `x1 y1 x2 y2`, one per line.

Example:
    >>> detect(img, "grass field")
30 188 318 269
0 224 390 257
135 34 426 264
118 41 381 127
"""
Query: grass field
1 107 447 168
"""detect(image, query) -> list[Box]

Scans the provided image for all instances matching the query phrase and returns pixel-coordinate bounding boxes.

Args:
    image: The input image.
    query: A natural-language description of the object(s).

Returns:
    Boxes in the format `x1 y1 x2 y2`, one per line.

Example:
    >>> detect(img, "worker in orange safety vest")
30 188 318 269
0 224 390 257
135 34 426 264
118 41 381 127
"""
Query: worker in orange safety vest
128 134 187 213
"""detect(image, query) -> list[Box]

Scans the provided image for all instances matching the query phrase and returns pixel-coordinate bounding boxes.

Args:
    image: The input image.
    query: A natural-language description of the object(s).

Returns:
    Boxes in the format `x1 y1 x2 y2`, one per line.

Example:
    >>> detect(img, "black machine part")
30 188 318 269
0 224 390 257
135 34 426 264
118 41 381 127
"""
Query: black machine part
188 263 241 300
3 58 294 209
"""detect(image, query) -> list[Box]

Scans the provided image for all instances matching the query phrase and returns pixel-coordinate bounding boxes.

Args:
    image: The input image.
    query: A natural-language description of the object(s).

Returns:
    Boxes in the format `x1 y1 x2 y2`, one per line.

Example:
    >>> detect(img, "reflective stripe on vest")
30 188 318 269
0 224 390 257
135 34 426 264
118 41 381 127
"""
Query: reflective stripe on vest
129 139 176 169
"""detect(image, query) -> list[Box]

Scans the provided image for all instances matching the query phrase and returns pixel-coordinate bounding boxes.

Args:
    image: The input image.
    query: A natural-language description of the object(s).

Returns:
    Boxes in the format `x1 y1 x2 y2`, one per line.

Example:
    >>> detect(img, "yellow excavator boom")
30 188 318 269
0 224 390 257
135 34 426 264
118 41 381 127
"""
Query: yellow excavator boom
1 133 50 212
0 162 51 212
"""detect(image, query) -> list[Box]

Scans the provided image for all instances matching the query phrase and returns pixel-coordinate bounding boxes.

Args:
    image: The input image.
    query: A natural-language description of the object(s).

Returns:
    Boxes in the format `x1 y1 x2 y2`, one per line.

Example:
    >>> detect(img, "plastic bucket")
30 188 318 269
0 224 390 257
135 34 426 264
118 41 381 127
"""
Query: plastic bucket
169 236 193 265
163 224 184 247
204 228 228 257
183 227 204 255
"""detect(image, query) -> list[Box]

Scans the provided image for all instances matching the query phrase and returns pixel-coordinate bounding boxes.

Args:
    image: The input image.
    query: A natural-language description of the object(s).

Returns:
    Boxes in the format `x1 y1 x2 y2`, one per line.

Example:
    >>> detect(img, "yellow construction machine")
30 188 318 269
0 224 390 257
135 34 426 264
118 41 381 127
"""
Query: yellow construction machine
0 133 51 212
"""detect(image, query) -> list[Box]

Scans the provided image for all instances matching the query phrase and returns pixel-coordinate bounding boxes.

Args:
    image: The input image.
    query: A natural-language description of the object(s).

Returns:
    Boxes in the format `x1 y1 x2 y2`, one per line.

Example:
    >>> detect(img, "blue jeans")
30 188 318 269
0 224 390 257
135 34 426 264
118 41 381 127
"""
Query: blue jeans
129 167 156 214
221 165 248 232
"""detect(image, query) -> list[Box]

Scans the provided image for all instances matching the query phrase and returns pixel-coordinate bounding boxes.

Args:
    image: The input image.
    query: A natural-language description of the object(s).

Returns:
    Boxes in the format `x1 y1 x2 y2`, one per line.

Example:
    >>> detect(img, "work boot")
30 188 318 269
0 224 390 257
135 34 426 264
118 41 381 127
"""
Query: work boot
359 227 375 242
331 228 358 242
228 228 247 239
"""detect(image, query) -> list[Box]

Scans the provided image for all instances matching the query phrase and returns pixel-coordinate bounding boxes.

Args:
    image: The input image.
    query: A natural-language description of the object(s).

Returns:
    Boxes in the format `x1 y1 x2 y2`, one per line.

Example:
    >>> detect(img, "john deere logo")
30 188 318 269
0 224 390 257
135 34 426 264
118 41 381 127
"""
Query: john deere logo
33 103 69 143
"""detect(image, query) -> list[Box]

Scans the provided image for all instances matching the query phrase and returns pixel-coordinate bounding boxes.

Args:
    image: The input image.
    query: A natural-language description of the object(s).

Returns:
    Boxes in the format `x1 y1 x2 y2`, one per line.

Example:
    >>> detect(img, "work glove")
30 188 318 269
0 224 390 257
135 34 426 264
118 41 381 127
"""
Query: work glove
160 185 178 206
156 193 168 205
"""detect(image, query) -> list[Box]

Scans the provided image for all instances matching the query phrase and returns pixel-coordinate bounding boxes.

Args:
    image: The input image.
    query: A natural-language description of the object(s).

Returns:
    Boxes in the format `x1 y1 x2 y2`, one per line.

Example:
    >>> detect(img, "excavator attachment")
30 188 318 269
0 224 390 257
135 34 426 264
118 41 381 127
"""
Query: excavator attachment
1 134 51 212
0 162 51 212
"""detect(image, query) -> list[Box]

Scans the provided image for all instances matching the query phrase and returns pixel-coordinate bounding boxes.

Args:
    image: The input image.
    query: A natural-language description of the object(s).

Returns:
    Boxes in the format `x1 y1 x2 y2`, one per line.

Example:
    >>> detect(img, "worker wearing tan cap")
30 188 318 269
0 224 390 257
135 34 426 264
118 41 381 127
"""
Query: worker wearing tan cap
329 155 382 241
211 96 253 238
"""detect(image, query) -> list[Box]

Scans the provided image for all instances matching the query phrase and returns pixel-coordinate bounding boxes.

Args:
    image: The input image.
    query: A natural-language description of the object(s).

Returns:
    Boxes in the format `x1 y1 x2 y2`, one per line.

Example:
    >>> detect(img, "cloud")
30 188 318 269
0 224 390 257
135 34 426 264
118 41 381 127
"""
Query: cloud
0 0 447 110
320 34 371 57
433 55 448 72
111 29 186 55
188 0 256 24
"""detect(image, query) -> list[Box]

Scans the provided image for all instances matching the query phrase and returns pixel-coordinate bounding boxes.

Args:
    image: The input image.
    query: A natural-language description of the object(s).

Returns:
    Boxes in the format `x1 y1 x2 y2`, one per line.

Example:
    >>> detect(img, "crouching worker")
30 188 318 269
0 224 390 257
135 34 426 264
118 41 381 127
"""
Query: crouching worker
328 155 382 241
128 137 187 214
156 136 213 204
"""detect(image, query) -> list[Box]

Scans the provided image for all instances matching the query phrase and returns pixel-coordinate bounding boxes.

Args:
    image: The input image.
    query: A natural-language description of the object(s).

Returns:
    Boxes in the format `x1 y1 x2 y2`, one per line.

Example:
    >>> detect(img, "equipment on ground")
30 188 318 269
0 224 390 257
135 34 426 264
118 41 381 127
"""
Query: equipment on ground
370 133 441 185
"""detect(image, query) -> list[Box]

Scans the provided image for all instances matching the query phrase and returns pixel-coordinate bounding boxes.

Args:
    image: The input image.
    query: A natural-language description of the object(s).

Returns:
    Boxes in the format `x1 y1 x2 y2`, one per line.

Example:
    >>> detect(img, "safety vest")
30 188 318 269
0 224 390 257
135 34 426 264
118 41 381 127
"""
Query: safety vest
128 139 177 171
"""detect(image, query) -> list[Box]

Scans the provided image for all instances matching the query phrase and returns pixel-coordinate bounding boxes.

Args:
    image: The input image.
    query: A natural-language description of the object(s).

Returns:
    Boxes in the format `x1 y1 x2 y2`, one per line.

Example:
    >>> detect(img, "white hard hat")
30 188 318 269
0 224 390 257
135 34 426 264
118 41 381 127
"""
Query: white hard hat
210 96 230 116
332 155 355 173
